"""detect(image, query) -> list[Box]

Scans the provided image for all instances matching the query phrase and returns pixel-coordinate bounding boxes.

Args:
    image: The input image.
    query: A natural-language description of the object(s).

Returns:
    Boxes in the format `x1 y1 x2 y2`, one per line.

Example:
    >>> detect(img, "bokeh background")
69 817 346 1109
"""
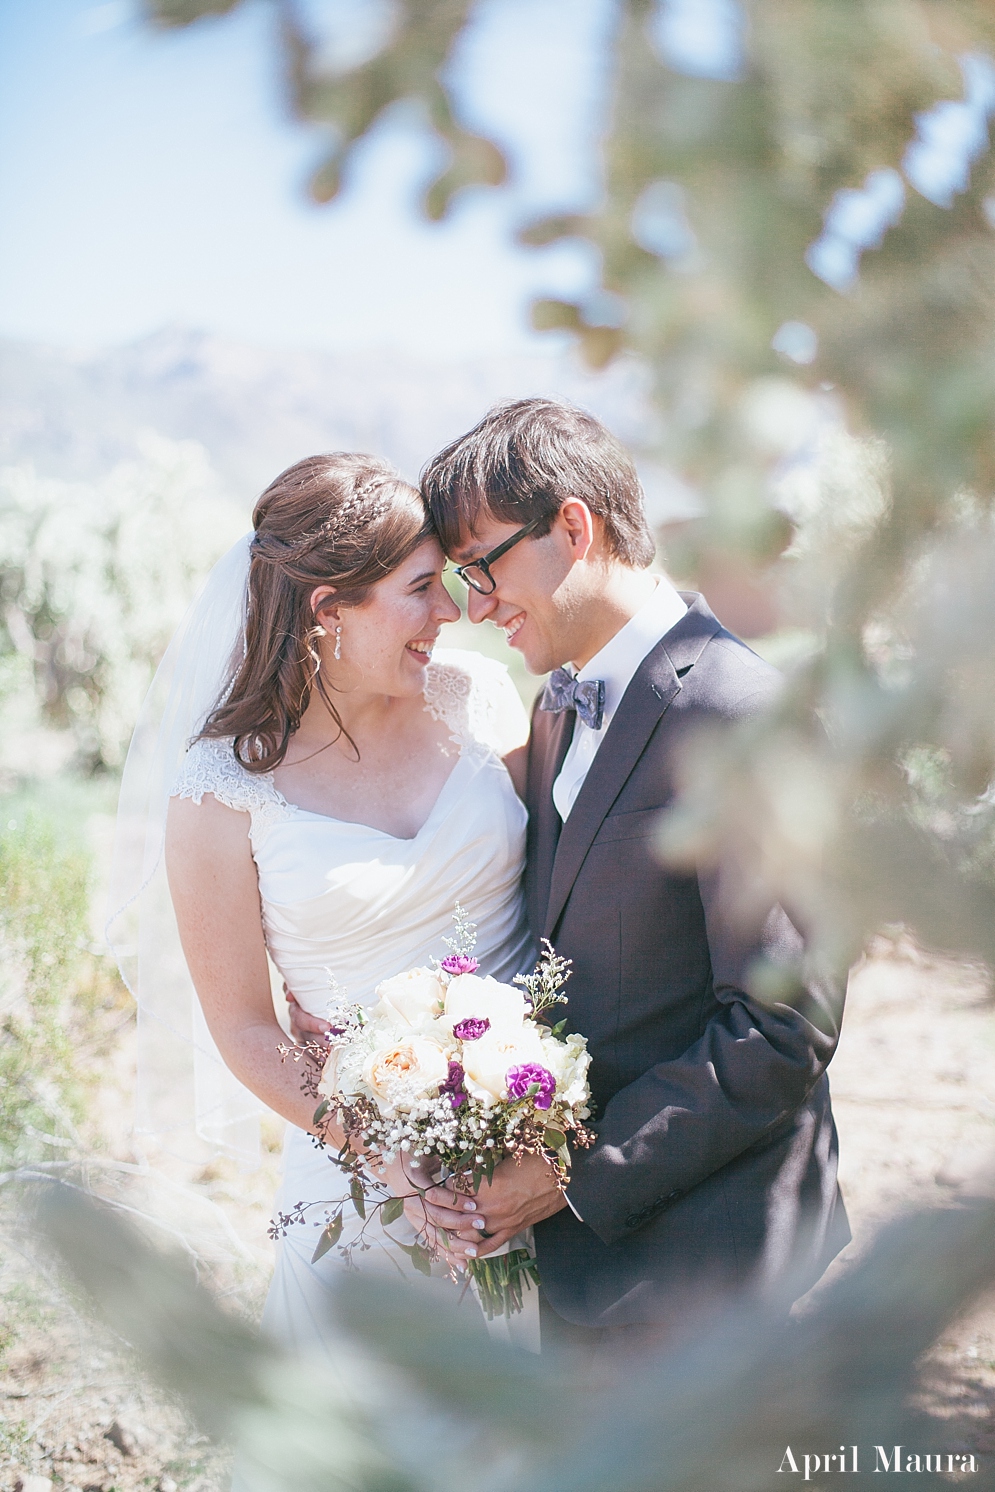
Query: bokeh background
4 4 995 1490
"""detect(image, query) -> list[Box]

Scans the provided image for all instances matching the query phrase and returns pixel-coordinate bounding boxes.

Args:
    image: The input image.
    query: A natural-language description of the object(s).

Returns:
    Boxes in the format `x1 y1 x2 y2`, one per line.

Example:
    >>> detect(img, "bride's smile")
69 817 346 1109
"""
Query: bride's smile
308 536 459 707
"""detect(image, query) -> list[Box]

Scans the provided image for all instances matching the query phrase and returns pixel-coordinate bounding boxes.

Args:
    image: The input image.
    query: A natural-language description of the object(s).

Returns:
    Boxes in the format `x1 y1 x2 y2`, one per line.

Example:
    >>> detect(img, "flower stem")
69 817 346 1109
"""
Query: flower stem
468 1249 540 1319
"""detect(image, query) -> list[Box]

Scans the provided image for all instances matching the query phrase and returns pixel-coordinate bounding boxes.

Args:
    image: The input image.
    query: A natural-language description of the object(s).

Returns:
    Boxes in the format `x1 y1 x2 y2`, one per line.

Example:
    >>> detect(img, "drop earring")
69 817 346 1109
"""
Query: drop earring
334 625 342 661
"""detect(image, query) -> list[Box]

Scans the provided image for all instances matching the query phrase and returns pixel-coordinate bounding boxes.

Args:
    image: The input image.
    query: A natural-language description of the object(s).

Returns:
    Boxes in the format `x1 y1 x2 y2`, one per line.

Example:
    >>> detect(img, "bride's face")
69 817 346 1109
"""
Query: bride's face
313 538 460 697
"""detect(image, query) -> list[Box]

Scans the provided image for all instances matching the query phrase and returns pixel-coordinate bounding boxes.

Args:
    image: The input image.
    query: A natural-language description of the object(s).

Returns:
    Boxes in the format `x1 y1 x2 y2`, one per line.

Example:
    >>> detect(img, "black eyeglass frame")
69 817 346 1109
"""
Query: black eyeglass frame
452 516 544 595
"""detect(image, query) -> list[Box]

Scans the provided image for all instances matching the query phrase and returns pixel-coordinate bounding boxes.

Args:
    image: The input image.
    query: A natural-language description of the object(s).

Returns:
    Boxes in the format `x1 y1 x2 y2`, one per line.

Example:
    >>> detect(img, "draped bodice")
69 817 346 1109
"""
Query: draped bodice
172 650 534 1012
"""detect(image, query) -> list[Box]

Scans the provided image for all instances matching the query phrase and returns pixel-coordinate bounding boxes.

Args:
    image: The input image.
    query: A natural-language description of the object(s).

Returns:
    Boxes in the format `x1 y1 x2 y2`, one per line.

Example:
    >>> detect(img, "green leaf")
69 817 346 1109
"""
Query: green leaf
313 1097 330 1125
147 0 242 26
380 1196 404 1226
551 1018 568 1038
350 1178 367 1219
409 1242 432 1276
543 1127 567 1152
311 1211 343 1263
395 1240 433 1276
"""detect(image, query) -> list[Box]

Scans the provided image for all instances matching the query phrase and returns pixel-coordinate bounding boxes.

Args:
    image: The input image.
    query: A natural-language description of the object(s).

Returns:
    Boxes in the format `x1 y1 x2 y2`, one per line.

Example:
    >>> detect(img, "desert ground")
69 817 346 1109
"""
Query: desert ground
2 901 994 1492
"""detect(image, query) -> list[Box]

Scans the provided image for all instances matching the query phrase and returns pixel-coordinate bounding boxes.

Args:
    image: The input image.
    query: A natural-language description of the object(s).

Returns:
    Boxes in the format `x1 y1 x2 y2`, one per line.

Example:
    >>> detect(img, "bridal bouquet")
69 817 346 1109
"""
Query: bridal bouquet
304 908 593 1319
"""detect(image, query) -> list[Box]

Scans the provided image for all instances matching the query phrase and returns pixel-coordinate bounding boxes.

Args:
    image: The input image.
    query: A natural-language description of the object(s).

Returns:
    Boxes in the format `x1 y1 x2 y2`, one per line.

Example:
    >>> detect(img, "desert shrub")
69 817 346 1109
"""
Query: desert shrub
0 435 245 772
0 803 121 1170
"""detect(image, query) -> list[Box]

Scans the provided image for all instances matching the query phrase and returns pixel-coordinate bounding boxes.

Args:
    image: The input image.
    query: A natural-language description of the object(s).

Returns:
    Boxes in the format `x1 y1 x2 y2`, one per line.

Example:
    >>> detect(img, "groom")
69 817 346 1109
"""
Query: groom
417 397 850 1350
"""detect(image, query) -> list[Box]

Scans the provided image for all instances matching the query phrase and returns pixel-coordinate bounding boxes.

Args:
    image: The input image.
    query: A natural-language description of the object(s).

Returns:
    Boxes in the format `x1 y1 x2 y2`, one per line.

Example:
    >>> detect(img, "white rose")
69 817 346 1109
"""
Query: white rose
445 973 527 1034
362 1035 450 1113
460 1025 547 1107
538 1032 592 1109
369 967 445 1028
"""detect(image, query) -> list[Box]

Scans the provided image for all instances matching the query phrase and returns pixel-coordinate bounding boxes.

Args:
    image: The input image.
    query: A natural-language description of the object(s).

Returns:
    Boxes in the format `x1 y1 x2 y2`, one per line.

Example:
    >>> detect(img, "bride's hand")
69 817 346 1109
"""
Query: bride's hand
373 1155 485 1258
410 1179 489 1265
439 1152 567 1264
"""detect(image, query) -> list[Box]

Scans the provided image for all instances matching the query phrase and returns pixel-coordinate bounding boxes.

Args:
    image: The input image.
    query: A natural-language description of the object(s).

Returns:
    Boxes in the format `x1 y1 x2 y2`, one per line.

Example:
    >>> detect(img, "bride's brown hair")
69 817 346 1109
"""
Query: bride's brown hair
200 453 434 772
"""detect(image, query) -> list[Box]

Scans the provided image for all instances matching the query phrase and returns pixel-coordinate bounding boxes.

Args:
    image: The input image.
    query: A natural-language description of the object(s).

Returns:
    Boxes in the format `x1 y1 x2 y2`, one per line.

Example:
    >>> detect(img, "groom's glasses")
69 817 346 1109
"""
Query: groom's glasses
452 517 544 595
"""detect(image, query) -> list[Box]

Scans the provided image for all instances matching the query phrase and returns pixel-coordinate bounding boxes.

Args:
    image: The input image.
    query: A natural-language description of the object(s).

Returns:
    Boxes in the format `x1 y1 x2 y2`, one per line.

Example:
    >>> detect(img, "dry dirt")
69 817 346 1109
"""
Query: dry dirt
2 938 995 1492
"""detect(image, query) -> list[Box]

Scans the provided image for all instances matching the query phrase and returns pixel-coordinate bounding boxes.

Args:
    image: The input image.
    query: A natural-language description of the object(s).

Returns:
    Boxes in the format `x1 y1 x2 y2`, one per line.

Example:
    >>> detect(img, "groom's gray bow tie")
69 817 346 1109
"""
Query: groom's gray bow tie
540 668 606 732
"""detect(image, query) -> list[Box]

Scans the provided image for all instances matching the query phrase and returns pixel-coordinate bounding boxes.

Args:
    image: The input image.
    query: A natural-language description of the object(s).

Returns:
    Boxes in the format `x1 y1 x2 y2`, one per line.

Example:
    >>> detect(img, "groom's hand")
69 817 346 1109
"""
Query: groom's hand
440 1153 567 1264
285 987 331 1046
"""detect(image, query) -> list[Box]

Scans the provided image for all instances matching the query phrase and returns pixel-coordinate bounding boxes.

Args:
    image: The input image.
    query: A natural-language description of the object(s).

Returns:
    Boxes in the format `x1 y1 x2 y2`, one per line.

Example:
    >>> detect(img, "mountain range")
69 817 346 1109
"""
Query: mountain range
0 327 699 525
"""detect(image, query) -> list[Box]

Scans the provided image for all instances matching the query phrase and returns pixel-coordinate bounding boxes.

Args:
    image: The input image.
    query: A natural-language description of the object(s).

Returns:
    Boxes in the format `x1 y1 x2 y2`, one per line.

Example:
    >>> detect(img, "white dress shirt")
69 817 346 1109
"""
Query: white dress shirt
552 575 687 1223
552 576 688 821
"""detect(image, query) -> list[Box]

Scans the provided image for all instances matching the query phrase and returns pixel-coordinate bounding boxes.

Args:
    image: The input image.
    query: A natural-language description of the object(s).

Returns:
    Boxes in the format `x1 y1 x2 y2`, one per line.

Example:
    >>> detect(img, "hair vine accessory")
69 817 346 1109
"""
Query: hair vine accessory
251 474 403 569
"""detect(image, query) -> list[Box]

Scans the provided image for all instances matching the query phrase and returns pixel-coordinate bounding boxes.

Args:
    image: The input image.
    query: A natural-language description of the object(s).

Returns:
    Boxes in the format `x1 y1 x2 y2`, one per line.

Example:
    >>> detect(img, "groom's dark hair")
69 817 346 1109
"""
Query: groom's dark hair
421 398 655 567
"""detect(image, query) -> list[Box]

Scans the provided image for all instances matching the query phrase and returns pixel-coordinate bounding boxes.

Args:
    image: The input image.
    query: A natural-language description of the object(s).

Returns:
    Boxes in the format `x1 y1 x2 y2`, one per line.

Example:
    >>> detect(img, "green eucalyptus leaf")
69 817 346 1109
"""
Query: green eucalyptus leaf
311 1211 343 1263
395 1240 433 1277
350 1178 366 1219
409 1242 433 1277
381 1196 404 1226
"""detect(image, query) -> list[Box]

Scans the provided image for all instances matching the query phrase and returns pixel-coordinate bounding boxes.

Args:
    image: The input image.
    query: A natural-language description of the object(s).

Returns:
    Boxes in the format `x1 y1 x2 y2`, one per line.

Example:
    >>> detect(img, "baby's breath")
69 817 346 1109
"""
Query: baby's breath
514 938 572 1016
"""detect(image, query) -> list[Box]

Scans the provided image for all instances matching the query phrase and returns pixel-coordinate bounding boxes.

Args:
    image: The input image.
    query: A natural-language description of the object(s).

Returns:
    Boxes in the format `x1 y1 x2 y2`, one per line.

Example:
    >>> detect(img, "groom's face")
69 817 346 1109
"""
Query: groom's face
448 509 581 675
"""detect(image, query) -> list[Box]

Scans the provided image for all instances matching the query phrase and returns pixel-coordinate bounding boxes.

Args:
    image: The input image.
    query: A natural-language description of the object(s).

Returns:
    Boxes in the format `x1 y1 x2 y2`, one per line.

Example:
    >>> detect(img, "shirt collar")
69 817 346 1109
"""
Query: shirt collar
573 575 688 725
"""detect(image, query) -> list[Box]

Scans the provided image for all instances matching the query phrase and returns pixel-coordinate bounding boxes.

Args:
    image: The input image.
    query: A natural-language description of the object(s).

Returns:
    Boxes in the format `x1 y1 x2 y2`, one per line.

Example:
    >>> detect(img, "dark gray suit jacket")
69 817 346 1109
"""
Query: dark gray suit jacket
526 594 850 1329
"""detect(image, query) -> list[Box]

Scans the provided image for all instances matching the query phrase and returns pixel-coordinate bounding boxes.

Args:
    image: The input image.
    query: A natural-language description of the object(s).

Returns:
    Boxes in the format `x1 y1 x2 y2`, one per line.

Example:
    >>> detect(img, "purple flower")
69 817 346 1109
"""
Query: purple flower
440 1059 468 1110
506 1063 557 1110
441 953 479 975
453 1017 491 1042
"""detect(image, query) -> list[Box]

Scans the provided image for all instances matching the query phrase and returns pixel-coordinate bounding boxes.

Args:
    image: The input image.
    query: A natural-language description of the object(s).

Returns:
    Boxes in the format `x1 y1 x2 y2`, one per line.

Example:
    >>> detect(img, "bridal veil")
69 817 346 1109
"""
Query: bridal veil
105 532 266 1166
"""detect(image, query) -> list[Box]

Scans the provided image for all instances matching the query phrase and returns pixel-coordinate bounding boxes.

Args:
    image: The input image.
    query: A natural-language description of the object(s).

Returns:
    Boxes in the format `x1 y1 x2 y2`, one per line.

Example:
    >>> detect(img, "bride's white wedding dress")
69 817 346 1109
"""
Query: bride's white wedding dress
172 648 534 1359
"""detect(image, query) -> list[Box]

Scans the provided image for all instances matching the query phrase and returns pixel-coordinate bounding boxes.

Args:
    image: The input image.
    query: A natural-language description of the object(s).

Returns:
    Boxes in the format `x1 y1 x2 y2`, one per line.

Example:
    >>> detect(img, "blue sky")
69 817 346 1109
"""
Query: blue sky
0 0 613 358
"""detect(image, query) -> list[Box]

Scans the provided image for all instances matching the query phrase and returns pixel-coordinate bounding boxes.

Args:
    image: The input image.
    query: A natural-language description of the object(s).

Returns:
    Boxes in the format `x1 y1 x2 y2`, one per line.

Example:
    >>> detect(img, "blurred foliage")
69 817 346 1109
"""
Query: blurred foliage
134 0 995 987
0 805 121 1173
39 1181 995 1491
0 435 244 771
24 9 995 1483
143 0 506 221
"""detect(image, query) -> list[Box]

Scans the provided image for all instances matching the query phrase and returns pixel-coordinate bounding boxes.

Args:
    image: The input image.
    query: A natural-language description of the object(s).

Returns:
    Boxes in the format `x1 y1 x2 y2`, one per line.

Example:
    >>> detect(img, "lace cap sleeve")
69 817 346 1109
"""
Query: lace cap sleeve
424 648 530 756
171 735 285 819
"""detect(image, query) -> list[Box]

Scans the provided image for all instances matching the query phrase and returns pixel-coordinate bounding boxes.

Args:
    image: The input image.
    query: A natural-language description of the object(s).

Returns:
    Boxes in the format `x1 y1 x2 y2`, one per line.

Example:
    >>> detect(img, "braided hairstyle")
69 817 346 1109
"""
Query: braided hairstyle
200 453 434 771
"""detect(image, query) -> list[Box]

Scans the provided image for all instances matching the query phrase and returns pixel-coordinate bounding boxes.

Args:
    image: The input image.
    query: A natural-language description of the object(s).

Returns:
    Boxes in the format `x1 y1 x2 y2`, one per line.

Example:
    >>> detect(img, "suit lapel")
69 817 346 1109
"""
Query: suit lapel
542 592 721 939
530 706 575 934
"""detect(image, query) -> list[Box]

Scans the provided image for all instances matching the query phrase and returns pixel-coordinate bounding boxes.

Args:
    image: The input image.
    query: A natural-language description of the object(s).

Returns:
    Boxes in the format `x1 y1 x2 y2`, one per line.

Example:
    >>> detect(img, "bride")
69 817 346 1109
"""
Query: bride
116 451 534 1360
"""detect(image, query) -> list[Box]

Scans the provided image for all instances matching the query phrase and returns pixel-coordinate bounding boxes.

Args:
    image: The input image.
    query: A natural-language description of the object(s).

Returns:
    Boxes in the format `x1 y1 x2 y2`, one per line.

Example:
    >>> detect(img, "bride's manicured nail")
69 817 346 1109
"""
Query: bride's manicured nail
472 1218 486 1229
463 1201 476 1211
465 1246 477 1258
